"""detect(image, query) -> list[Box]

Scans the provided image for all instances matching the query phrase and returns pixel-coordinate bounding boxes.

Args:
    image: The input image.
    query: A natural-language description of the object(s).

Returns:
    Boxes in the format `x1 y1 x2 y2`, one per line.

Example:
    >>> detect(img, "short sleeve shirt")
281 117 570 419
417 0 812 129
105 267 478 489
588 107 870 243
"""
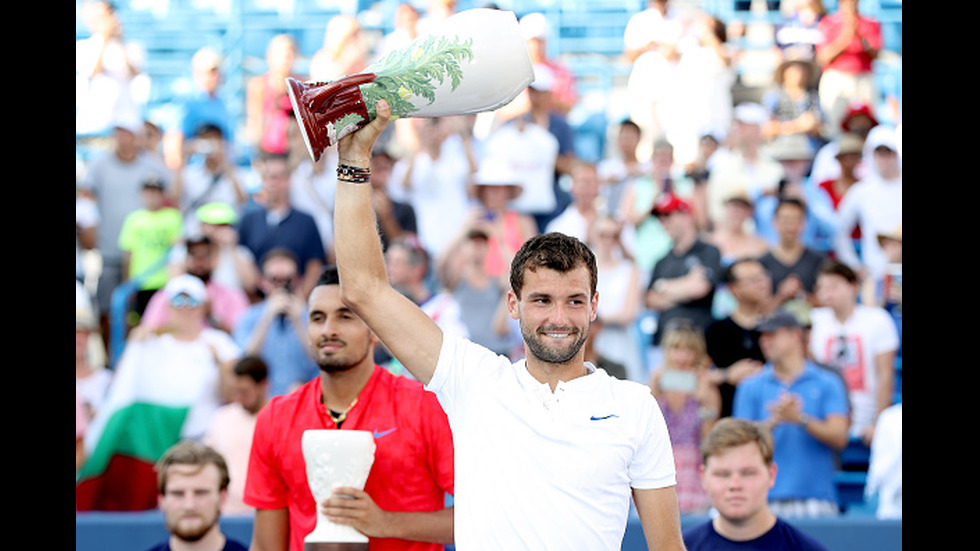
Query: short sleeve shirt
236 207 325 276
427 335 676 550
684 517 830 550
647 239 723 345
733 362 849 502
117 207 183 289
807 305 899 436
816 14 883 74
244 367 454 551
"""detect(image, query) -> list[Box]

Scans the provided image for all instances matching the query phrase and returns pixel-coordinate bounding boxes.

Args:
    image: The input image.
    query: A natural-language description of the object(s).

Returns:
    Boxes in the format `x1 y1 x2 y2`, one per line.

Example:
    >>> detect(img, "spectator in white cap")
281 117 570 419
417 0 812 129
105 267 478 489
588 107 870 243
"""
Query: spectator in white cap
138 231 252 336
164 274 209 314
78 112 172 345
833 124 901 281
755 134 840 255
706 103 785 229
437 158 535 357
480 96 562 234
163 46 236 171
487 12 579 127
118 272 242 436
525 63 578 230
520 12 578 115
483 62 577 233
440 157 536 282
458 157 538 278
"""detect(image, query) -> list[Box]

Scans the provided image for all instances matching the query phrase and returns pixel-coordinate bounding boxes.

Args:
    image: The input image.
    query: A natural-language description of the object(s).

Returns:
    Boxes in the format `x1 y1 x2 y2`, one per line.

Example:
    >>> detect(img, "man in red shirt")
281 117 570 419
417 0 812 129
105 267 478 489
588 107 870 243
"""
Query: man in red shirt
244 266 455 551
815 0 883 137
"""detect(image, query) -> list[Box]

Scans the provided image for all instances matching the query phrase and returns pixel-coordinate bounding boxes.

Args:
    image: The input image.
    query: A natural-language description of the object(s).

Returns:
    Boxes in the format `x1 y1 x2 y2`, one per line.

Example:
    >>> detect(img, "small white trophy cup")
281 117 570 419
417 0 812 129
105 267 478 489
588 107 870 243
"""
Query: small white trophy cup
302 430 377 551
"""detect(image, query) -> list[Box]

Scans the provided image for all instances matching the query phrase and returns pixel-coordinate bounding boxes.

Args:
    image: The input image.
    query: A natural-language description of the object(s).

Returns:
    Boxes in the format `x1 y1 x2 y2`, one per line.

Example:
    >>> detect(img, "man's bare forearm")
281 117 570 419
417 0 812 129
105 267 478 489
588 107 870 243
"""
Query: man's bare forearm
383 507 454 545
332 101 443 385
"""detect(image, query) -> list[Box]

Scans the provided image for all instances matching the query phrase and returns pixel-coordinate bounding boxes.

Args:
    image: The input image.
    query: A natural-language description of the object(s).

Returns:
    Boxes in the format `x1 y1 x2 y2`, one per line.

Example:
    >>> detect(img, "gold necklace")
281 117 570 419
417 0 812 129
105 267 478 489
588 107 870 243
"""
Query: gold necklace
328 398 358 425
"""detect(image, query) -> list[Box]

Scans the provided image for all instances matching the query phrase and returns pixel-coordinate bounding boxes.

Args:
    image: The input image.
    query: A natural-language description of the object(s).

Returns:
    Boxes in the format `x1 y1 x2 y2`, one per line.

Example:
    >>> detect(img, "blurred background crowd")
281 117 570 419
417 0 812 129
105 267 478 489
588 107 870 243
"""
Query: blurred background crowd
76 0 902 523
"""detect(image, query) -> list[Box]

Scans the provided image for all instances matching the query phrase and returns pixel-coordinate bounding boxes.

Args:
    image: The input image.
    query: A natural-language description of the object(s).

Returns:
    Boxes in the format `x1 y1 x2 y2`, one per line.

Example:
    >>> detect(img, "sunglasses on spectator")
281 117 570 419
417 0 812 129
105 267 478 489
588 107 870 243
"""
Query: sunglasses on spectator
268 275 296 288
170 293 202 309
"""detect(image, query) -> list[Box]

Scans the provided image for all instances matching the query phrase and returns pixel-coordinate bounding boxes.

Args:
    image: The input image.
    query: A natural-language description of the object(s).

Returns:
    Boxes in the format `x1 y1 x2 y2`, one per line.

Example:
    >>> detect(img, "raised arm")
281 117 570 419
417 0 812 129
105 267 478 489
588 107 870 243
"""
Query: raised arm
333 100 444 385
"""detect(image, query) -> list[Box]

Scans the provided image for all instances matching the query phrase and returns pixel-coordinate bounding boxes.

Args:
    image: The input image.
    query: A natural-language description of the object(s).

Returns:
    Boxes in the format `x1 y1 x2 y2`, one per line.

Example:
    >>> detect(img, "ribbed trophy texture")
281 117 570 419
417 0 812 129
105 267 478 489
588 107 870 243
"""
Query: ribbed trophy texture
302 430 376 547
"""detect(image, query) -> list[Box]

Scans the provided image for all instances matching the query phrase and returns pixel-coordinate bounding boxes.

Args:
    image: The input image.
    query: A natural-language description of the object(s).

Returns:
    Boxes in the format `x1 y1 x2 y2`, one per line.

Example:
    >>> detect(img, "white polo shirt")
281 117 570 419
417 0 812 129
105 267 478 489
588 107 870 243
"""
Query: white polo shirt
428 335 676 550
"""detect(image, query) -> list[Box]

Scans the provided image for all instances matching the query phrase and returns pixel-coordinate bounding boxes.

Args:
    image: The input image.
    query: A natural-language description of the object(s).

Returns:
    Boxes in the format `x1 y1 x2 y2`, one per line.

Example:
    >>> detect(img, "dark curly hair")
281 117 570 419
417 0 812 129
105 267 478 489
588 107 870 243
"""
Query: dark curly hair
509 232 597 299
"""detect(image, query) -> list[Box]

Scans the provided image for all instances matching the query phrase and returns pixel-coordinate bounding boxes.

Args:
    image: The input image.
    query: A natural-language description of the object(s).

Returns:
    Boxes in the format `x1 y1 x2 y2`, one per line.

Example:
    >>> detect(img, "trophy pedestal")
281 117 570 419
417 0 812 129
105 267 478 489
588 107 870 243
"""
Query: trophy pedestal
304 543 369 551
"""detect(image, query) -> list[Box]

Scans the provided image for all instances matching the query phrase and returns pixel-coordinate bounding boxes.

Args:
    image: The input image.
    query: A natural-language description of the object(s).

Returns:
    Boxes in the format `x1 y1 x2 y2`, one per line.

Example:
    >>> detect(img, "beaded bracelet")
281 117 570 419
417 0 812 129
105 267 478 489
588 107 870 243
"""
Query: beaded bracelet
337 163 371 183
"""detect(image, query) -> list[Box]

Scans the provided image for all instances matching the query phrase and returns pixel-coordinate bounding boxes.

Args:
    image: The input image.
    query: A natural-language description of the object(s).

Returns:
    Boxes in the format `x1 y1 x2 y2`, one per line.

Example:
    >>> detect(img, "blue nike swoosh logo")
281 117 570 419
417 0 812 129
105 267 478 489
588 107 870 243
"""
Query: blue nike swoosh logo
373 428 398 438
590 414 619 421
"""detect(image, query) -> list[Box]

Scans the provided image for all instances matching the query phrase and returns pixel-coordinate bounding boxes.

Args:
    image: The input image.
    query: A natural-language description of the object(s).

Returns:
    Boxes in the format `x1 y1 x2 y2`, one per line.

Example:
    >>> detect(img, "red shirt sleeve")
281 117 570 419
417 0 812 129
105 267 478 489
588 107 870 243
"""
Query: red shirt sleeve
243 403 290 510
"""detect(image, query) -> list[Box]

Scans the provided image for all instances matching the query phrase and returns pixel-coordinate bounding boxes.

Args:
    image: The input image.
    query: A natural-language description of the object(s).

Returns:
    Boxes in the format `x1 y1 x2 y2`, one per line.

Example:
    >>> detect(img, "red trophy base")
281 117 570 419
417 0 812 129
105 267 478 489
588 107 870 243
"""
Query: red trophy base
286 74 376 163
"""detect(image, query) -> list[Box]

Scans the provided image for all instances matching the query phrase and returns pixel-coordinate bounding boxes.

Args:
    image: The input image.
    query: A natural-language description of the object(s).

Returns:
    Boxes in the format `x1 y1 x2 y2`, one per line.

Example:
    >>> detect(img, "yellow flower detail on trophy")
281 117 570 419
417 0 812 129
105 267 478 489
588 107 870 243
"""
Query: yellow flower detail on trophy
360 33 474 120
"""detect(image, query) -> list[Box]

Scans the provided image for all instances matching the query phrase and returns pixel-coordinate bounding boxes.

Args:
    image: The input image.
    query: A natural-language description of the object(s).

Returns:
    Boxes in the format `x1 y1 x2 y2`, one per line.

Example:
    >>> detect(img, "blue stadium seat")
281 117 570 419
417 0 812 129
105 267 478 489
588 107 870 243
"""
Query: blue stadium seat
834 470 869 513
839 437 871 472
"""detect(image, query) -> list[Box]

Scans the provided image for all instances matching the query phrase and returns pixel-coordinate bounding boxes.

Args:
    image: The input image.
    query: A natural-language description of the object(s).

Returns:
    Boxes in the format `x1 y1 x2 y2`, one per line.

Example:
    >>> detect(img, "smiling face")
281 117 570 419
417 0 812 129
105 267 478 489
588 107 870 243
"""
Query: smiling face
701 442 777 523
509 265 597 365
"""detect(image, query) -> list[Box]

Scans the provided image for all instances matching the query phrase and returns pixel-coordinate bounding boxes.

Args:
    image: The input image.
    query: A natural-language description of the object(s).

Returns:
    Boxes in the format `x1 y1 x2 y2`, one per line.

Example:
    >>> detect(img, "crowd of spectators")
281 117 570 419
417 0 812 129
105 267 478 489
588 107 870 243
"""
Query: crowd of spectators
77 0 901 524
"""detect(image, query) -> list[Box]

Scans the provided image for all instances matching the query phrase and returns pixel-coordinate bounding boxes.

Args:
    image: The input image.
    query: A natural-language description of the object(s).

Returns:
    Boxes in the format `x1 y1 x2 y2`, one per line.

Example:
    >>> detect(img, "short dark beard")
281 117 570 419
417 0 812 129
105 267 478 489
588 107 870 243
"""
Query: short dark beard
315 339 370 374
166 514 215 542
318 360 359 374
521 322 589 364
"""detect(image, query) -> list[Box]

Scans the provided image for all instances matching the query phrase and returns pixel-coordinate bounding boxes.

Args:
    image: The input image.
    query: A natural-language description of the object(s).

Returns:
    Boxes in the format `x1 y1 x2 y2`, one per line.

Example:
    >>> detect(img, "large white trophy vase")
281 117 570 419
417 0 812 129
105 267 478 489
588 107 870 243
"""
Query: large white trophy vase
302 429 377 551
287 7 534 162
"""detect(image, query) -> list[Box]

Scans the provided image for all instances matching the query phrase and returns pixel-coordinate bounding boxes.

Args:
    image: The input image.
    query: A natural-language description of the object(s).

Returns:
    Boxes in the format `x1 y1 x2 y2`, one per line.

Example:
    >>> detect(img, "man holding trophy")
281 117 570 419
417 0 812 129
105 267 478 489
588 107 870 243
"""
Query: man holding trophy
283 8 686 550
244 265 455 551
332 100 685 551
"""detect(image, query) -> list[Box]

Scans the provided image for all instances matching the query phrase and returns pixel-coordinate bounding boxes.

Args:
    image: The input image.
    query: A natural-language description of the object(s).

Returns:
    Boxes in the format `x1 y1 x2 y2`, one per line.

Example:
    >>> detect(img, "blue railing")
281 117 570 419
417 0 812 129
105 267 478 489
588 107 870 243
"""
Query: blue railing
76 509 902 551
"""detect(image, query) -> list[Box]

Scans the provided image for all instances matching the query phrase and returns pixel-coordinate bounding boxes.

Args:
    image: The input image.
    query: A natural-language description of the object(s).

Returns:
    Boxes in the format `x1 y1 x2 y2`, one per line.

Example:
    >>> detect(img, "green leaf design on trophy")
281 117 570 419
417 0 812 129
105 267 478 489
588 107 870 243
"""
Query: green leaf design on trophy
360 34 475 120
334 112 366 137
